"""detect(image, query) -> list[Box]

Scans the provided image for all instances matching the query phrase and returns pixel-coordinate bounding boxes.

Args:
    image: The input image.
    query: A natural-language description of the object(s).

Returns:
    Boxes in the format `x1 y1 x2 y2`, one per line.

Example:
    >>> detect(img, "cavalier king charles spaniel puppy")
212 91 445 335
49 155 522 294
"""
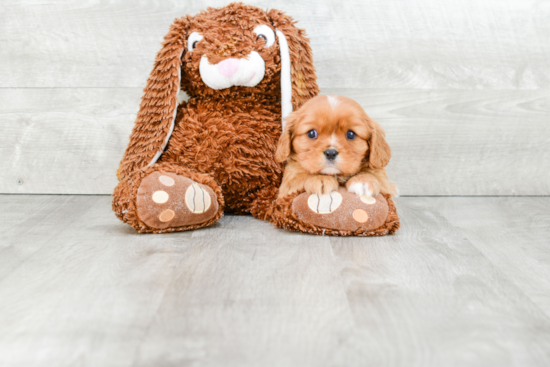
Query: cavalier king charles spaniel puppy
276 95 397 199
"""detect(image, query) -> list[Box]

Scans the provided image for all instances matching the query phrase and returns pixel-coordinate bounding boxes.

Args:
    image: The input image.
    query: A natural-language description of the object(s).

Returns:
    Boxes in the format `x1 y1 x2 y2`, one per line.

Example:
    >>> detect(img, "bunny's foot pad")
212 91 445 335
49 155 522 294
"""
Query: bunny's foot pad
136 171 219 230
273 187 399 236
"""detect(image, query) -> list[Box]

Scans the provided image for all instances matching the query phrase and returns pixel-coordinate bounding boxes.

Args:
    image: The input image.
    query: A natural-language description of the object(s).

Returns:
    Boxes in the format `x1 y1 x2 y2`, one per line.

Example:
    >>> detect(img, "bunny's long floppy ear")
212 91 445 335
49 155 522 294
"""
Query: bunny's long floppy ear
117 18 188 181
268 9 319 132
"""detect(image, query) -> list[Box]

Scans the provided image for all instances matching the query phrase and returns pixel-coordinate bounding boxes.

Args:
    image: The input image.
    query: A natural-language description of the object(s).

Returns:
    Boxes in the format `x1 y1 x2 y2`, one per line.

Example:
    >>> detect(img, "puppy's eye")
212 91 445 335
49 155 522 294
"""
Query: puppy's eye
192 41 198 49
307 129 318 139
256 34 267 43
346 130 357 140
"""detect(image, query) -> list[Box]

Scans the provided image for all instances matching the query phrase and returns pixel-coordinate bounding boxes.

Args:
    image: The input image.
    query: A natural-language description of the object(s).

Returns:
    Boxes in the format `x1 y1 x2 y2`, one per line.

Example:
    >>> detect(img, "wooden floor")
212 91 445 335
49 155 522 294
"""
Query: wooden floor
1 195 549 367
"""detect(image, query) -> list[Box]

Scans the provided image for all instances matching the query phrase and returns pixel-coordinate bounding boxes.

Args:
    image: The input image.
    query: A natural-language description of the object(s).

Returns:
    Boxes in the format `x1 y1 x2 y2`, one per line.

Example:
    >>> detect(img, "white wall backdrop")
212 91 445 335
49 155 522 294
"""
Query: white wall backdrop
1 0 549 195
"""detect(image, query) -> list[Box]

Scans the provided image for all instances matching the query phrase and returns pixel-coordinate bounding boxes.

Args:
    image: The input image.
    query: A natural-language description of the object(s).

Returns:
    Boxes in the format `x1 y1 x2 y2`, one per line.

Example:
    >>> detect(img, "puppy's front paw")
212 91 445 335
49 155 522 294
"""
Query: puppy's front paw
346 174 381 197
304 175 339 195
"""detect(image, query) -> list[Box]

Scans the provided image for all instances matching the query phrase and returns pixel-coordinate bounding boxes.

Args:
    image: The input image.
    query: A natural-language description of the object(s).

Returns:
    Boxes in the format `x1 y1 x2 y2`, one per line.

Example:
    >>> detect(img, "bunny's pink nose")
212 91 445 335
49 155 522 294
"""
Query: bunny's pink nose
217 58 240 78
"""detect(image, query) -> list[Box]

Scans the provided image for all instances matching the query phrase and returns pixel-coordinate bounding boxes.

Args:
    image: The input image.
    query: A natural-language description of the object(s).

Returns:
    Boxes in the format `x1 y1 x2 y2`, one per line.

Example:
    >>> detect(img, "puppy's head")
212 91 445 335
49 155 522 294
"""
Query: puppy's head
275 95 391 175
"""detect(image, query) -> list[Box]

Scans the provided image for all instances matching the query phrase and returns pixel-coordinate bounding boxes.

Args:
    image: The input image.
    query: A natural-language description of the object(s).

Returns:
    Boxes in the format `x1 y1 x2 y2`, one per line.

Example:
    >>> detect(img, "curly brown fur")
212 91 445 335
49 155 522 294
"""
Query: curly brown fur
113 3 319 232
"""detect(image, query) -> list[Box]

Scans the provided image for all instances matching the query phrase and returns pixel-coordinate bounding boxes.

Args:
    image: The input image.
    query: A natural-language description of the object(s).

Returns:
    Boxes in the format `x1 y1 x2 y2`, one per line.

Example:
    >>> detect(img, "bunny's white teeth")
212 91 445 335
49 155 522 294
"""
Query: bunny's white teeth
199 52 265 90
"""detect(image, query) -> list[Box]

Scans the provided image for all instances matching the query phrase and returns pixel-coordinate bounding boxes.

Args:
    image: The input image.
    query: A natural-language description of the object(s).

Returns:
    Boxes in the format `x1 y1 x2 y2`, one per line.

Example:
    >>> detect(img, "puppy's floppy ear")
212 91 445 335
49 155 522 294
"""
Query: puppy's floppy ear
365 117 392 169
275 112 299 163
117 17 189 181
268 9 319 132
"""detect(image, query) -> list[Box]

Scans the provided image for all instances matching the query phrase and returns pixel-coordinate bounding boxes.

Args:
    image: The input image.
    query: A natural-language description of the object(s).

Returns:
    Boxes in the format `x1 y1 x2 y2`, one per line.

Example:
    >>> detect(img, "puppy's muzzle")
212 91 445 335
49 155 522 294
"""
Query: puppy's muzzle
324 149 338 161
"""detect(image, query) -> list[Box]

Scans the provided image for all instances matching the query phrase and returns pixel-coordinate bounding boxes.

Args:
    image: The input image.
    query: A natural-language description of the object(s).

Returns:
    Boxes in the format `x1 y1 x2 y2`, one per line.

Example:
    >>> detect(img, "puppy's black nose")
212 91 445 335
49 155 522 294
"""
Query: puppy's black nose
324 149 338 161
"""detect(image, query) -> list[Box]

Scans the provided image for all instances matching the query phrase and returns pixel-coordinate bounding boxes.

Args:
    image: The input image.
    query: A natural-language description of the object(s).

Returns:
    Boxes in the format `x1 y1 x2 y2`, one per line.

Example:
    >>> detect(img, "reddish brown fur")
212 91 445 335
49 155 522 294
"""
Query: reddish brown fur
276 95 397 198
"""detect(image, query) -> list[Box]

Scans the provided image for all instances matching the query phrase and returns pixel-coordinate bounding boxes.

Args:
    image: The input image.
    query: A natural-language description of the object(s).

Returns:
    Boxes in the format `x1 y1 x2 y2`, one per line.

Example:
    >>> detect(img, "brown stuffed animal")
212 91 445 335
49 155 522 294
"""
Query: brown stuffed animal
112 2 399 236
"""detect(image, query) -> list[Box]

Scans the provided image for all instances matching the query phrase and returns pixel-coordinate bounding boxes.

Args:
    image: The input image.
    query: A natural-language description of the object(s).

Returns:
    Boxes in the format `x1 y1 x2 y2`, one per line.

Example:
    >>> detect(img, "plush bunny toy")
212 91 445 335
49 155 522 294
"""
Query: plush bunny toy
113 2 399 236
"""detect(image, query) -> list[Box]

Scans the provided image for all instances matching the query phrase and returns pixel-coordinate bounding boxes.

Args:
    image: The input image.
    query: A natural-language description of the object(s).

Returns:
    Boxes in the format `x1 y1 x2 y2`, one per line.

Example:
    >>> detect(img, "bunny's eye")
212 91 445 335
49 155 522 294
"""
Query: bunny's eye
307 130 318 139
187 32 203 52
252 25 275 47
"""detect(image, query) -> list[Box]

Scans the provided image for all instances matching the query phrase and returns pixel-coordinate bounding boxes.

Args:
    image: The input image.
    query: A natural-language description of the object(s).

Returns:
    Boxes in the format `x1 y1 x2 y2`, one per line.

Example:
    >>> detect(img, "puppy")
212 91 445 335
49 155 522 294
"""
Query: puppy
276 95 397 199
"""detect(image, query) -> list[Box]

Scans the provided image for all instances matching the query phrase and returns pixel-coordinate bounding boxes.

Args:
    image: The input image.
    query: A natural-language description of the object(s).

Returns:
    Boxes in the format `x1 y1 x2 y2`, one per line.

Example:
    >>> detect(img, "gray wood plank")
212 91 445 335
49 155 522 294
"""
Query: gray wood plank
1 88 548 195
0 88 139 195
0 195 193 367
330 197 550 366
132 220 353 367
0 0 549 89
435 197 550 314
1 195 550 366
0 195 101 280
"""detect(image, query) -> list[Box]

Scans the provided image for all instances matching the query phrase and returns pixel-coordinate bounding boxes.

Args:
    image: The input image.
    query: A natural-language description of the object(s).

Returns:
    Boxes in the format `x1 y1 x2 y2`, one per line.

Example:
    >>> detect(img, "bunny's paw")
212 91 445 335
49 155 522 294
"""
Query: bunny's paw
136 171 219 230
291 187 390 233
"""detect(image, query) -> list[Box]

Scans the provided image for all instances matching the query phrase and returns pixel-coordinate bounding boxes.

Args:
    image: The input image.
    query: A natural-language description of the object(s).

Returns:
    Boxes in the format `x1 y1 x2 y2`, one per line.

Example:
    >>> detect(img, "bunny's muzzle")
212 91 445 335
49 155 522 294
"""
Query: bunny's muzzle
199 52 265 90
